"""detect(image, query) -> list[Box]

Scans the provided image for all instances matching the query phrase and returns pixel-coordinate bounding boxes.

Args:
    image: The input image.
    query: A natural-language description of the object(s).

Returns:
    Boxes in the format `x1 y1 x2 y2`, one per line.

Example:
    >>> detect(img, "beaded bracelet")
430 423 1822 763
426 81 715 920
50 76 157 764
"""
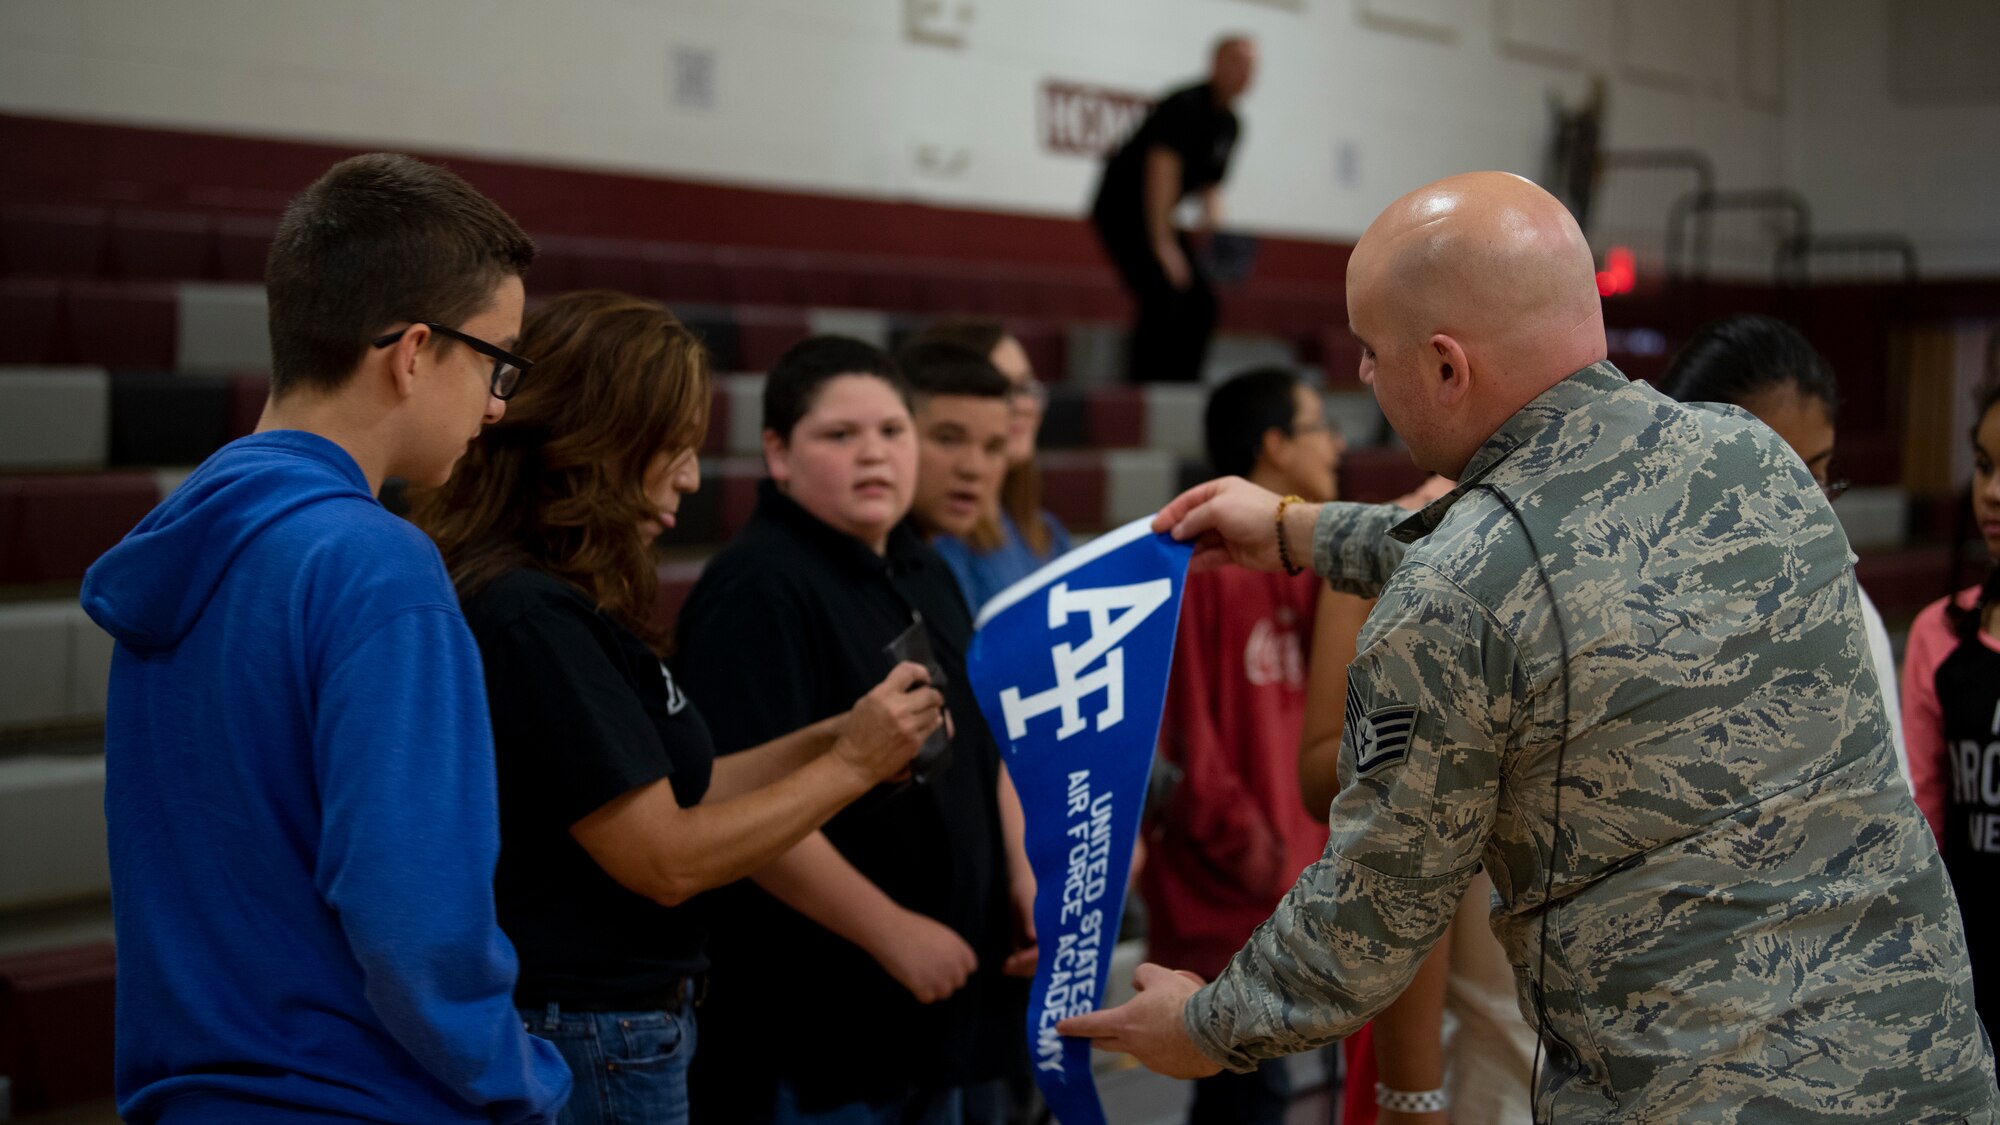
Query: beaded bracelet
1274 494 1306 576
1375 1083 1449 1113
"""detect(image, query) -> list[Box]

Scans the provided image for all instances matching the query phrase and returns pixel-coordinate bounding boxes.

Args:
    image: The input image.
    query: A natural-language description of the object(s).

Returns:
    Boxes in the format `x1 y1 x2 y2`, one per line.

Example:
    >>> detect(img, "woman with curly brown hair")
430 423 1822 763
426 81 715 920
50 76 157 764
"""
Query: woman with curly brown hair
413 290 943 1125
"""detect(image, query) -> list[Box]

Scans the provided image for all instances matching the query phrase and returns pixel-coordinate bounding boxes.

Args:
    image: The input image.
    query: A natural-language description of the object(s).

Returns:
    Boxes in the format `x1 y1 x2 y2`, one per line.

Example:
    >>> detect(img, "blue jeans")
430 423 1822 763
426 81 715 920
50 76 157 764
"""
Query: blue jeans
769 1078 963 1125
521 1003 697 1125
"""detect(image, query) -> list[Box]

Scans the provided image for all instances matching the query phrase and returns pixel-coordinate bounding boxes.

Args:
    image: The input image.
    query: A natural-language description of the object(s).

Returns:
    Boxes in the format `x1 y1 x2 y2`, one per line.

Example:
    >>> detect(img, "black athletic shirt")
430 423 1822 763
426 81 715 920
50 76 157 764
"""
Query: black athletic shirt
675 480 1013 1113
463 567 715 1008
1932 632 2000 1038
1092 81 1240 229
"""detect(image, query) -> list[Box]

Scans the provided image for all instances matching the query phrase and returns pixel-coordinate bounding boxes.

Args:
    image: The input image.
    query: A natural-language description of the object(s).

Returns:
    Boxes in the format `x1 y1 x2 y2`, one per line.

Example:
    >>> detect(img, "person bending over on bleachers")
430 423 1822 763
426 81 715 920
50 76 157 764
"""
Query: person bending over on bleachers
79 154 572 1124
673 336 1022 1125
904 321 1072 611
411 291 942 1125
1140 367 1340 1124
1090 36 1256 383
1659 313 1909 785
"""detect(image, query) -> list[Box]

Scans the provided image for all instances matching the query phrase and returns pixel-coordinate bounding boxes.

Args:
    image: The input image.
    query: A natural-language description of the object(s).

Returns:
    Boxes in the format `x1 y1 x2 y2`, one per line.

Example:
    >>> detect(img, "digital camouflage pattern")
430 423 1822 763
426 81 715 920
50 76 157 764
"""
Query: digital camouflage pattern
1184 363 2000 1122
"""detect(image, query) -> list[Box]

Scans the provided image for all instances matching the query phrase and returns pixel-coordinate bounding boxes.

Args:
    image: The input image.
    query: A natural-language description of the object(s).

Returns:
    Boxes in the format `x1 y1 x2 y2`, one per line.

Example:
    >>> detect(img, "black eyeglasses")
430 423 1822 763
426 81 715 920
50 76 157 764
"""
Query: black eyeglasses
372 322 533 400
1822 475 1851 503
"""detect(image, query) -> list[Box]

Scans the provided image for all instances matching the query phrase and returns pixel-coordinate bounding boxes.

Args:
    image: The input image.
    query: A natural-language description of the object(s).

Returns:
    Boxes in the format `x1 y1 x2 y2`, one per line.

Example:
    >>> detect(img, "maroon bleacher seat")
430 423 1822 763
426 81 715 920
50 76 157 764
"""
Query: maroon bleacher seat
719 254 798 307
917 269 983 318
1856 545 1956 618
1312 328 1364 389
1085 386 1148 448
715 460 767 541
1227 286 1342 340
215 214 277 281
1340 447 1427 505
0 203 107 278
851 264 925 313
654 246 727 304
0 279 69 364
0 942 116 1113
792 258 862 310
66 281 178 368
109 208 215 281
700 388 730 456
559 236 657 295
1003 321 1066 385
522 235 583 295
734 308 812 372
649 559 708 638
0 471 160 582
1054 272 1126 323
230 371 272 438
1038 451 1109 533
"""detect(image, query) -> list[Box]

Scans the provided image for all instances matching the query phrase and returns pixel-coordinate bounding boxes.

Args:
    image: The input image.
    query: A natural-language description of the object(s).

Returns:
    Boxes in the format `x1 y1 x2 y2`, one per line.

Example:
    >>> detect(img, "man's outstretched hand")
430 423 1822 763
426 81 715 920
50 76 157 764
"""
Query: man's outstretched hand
1151 477 1312 576
1055 963 1223 1080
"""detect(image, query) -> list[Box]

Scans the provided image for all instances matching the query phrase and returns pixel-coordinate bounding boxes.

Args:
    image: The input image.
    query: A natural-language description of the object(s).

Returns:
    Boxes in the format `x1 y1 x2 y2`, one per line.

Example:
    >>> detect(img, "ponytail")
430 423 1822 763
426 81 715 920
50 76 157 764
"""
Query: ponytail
1949 566 2000 644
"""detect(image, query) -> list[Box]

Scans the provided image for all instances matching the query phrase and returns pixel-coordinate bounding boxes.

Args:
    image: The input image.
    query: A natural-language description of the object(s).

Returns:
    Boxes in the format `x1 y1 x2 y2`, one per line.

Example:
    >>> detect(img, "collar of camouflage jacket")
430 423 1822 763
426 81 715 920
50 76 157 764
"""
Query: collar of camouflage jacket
1387 359 1631 544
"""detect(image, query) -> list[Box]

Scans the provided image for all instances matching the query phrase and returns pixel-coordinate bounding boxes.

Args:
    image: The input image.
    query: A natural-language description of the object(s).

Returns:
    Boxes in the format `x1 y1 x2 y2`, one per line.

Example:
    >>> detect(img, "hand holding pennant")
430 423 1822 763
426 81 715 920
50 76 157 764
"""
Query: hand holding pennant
964 516 1195 1125
1056 964 1219 1080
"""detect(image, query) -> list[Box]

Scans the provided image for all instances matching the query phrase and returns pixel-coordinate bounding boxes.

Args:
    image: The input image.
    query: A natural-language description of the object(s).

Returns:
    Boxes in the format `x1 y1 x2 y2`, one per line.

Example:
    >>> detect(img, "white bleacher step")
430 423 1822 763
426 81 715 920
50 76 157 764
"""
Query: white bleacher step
0 367 109 470
1065 323 1124 387
0 754 110 911
723 373 765 457
1836 487 1906 553
0 601 112 731
1141 385 1205 460
1105 450 1180 528
1202 333 1301 385
176 282 271 373
806 309 892 349
1324 389 1388 446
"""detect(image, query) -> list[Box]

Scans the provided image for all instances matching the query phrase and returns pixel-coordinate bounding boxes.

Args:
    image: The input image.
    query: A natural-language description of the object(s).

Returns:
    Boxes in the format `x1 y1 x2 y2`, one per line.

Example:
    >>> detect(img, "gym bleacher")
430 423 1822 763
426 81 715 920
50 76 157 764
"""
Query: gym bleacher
0 110 1434 1117
0 105 1985 1118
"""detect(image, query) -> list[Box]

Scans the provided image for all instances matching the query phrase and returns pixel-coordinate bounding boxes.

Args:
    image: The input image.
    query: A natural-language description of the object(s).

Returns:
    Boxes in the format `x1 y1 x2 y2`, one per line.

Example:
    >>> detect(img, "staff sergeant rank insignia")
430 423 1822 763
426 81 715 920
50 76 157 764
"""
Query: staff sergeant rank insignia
1348 690 1418 776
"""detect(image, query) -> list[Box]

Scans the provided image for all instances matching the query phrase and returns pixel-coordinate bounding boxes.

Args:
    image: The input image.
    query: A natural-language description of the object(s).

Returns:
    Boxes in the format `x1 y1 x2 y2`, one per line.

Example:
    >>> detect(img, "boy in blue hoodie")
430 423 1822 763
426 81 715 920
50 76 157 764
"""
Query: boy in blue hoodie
81 154 571 1124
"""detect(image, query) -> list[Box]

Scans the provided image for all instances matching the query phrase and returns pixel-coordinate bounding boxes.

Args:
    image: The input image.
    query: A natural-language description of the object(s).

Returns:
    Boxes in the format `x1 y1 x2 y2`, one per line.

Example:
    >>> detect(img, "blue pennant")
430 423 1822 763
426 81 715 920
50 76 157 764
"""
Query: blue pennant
966 517 1194 1125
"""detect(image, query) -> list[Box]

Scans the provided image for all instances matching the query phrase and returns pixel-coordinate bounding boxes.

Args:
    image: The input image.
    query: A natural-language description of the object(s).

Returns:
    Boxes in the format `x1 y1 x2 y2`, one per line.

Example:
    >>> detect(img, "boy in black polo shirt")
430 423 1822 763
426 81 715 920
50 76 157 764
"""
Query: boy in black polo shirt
676 337 1020 1124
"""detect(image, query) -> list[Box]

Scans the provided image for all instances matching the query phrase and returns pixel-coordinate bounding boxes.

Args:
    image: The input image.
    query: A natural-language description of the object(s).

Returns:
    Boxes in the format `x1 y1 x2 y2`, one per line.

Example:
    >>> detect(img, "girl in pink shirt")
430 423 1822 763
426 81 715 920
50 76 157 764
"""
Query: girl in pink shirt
1902 380 2000 1049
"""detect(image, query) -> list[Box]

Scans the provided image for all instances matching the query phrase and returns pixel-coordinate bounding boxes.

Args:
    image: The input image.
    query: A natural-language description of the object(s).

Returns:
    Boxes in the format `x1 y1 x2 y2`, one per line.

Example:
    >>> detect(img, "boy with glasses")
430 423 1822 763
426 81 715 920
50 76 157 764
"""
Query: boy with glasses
81 154 570 1124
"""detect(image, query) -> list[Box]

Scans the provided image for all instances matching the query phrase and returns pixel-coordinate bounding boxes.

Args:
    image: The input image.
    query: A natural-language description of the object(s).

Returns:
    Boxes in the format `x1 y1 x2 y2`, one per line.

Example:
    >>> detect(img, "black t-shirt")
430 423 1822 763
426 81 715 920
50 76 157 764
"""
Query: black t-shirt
463 568 714 1007
1093 81 1240 230
1932 633 2000 1034
674 481 1013 1112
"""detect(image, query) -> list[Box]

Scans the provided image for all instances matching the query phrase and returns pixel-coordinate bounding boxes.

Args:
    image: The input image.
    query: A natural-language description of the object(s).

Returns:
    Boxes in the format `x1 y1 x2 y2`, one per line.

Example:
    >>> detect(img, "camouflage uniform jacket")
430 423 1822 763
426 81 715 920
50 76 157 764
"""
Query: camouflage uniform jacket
1184 362 2000 1122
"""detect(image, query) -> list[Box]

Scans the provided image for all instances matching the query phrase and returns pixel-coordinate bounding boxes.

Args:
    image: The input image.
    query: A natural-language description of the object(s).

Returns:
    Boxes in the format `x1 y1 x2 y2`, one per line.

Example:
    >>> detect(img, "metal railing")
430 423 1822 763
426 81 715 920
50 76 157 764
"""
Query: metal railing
1663 187 1919 285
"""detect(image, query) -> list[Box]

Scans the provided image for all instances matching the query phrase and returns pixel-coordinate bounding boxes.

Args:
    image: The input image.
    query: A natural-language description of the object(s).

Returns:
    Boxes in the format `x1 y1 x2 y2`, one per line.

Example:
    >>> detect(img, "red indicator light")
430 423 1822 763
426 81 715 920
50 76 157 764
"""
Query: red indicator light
1596 246 1636 297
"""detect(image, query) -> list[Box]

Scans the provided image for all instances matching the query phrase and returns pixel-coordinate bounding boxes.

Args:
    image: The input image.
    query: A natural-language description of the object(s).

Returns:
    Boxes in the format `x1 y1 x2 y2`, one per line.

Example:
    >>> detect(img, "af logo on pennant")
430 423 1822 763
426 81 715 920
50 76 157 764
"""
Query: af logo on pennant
997 579 1172 741
964 516 1193 1125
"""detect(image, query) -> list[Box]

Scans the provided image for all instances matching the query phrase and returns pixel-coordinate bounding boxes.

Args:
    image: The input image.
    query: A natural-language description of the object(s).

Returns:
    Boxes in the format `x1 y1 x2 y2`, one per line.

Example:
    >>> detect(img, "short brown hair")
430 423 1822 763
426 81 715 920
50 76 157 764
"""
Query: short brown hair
265 153 535 396
904 320 1052 554
413 290 712 640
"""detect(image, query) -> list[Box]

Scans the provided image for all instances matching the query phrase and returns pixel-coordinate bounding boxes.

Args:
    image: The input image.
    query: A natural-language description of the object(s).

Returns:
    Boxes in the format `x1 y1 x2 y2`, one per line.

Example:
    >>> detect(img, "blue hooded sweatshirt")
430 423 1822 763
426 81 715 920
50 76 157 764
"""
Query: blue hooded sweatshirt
81 431 570 1124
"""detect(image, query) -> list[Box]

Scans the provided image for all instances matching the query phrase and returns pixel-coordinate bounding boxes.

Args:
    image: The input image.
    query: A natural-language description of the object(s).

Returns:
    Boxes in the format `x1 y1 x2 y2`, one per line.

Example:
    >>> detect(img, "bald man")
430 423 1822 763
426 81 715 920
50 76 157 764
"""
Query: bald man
1063 173 2000 1122
1091 36 1256 383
